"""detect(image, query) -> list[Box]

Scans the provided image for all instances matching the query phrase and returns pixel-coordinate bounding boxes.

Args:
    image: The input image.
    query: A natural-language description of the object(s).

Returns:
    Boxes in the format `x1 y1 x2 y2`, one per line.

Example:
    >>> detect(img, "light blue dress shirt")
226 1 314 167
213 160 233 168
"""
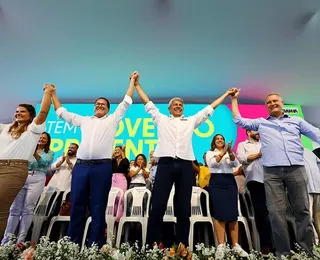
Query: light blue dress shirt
233 114 320 167
28 150 54 174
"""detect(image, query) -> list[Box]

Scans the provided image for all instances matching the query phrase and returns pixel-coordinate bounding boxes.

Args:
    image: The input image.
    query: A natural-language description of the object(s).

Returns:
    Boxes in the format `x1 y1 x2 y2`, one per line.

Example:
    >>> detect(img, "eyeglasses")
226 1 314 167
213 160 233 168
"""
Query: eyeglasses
95 102 107 107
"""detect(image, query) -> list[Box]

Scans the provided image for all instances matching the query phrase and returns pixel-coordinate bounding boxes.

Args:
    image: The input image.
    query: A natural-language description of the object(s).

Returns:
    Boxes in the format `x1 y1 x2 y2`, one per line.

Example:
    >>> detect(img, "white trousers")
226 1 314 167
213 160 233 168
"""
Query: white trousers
1 172 45 244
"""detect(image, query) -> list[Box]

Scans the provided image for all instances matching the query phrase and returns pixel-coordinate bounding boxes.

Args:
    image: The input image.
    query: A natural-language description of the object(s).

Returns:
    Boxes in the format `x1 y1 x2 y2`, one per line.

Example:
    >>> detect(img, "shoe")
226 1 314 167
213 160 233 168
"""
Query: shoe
232 243 249 257
215 244 226 260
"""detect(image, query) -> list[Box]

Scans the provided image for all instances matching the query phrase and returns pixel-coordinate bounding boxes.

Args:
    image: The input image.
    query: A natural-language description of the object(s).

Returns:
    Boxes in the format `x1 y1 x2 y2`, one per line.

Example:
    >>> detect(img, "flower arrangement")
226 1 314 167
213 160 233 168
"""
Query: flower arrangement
0 236 319 260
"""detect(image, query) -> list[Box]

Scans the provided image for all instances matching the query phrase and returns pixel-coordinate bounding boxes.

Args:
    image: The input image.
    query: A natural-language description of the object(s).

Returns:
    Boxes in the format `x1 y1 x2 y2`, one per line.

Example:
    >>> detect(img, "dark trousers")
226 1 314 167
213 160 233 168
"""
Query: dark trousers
246 181 272 249
263 166 314 257
67 161 112 248
146 157 194 246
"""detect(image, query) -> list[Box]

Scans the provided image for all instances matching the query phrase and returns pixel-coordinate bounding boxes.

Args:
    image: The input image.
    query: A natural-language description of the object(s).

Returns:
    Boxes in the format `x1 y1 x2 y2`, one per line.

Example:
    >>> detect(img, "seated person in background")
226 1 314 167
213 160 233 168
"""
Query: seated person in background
48 143 78 192
303 148 320 243
127 154 149 225
128 154 149 188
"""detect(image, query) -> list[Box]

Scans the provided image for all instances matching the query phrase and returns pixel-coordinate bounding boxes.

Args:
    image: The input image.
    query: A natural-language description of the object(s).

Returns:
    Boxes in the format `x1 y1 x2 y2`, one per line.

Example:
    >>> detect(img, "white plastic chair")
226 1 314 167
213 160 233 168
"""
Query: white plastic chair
46 188 71 238
163 187 176 223
31 186 61 243
116 187 151 247
81 187 124 248
240 190 260 251
189 187 215 250
237 198 253 250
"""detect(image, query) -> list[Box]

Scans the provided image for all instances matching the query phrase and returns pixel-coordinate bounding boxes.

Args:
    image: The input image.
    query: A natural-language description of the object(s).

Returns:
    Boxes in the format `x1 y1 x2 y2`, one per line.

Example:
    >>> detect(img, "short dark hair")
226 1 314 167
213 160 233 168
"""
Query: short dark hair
94 97 110 109
70 143 79 149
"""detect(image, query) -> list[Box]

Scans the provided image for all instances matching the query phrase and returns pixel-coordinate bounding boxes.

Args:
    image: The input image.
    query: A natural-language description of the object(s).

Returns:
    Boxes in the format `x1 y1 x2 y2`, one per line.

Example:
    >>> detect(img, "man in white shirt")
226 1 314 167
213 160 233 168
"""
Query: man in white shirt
48 143 78 191
134 75 235 246
236 129 272 253
51 73 137 247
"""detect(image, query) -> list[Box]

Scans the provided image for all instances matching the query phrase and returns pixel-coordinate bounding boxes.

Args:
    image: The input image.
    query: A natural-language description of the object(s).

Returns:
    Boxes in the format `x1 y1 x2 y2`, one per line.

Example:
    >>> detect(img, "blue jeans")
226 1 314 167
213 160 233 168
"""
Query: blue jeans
263 165 314 256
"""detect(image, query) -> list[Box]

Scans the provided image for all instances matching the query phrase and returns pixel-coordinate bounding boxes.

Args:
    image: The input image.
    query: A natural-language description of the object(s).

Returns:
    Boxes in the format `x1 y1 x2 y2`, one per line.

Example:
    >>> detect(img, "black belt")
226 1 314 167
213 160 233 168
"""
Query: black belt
76 159 111 166
161 156 182 160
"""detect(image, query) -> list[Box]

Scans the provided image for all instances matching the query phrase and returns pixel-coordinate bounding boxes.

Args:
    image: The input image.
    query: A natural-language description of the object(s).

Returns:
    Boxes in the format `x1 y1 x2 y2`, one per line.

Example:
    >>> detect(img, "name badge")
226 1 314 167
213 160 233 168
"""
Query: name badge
180 118 187 121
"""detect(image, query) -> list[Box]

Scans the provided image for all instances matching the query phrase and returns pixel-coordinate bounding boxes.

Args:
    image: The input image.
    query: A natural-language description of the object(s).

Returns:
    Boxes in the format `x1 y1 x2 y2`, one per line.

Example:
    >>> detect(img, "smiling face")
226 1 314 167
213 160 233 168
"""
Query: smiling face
67 144 78 156
214 135 225 149
169 99 184 117
94 98 109 118
135 154 147 168
113 146 122 158
14 106 32 124
136 155 145 167
38 133 49 147
265 94 283 118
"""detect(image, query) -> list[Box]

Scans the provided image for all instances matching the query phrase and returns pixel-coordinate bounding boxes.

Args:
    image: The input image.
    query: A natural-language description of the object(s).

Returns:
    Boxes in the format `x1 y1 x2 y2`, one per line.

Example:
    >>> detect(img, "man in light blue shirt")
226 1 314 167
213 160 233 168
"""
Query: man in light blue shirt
231 89 320 258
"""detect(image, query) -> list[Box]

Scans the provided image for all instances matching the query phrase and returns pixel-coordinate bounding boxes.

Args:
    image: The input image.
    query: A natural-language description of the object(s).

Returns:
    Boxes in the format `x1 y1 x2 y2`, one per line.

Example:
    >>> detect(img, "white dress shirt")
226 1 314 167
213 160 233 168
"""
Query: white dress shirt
130 166 148 184
145 102 214 161
0 120 45 160
48 156 77 191
303 149 320 194
206 149 239 174
236 140 264 184
56 95 132 160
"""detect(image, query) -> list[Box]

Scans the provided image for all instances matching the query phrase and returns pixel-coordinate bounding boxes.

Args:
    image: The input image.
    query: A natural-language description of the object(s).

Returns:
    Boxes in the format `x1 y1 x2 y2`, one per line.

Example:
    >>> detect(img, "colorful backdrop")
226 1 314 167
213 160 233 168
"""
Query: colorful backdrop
37 103 312 163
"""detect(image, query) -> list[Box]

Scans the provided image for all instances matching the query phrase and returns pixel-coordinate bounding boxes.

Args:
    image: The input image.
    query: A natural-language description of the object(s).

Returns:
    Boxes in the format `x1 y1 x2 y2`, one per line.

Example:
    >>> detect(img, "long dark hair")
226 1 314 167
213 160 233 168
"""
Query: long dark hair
36 132 51 153
134 153 147 168
8 104 36 139
210 134 225 151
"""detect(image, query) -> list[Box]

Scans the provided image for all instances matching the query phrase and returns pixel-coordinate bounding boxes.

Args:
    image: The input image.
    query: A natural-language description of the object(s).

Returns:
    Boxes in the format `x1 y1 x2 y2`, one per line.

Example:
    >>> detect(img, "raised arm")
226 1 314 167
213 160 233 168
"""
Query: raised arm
230 88 260 130
192 89 237 129
51 90 62 111
134 74 164 125
126 72 137 99
34 84 55 125
230 88 241 118
134 77 150 105
111 73 136 125
51 89 84 127
210 89 236 109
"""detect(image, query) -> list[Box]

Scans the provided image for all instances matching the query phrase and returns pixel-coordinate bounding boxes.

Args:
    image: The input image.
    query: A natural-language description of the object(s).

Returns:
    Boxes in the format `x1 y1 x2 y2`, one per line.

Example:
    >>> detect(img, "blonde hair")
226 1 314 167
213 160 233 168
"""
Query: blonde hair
265 92 283 103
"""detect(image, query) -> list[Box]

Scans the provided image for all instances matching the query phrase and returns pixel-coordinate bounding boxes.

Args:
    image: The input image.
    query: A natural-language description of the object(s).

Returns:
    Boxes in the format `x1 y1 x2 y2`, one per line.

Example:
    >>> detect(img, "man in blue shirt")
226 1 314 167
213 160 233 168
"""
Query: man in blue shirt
230 89 320 258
